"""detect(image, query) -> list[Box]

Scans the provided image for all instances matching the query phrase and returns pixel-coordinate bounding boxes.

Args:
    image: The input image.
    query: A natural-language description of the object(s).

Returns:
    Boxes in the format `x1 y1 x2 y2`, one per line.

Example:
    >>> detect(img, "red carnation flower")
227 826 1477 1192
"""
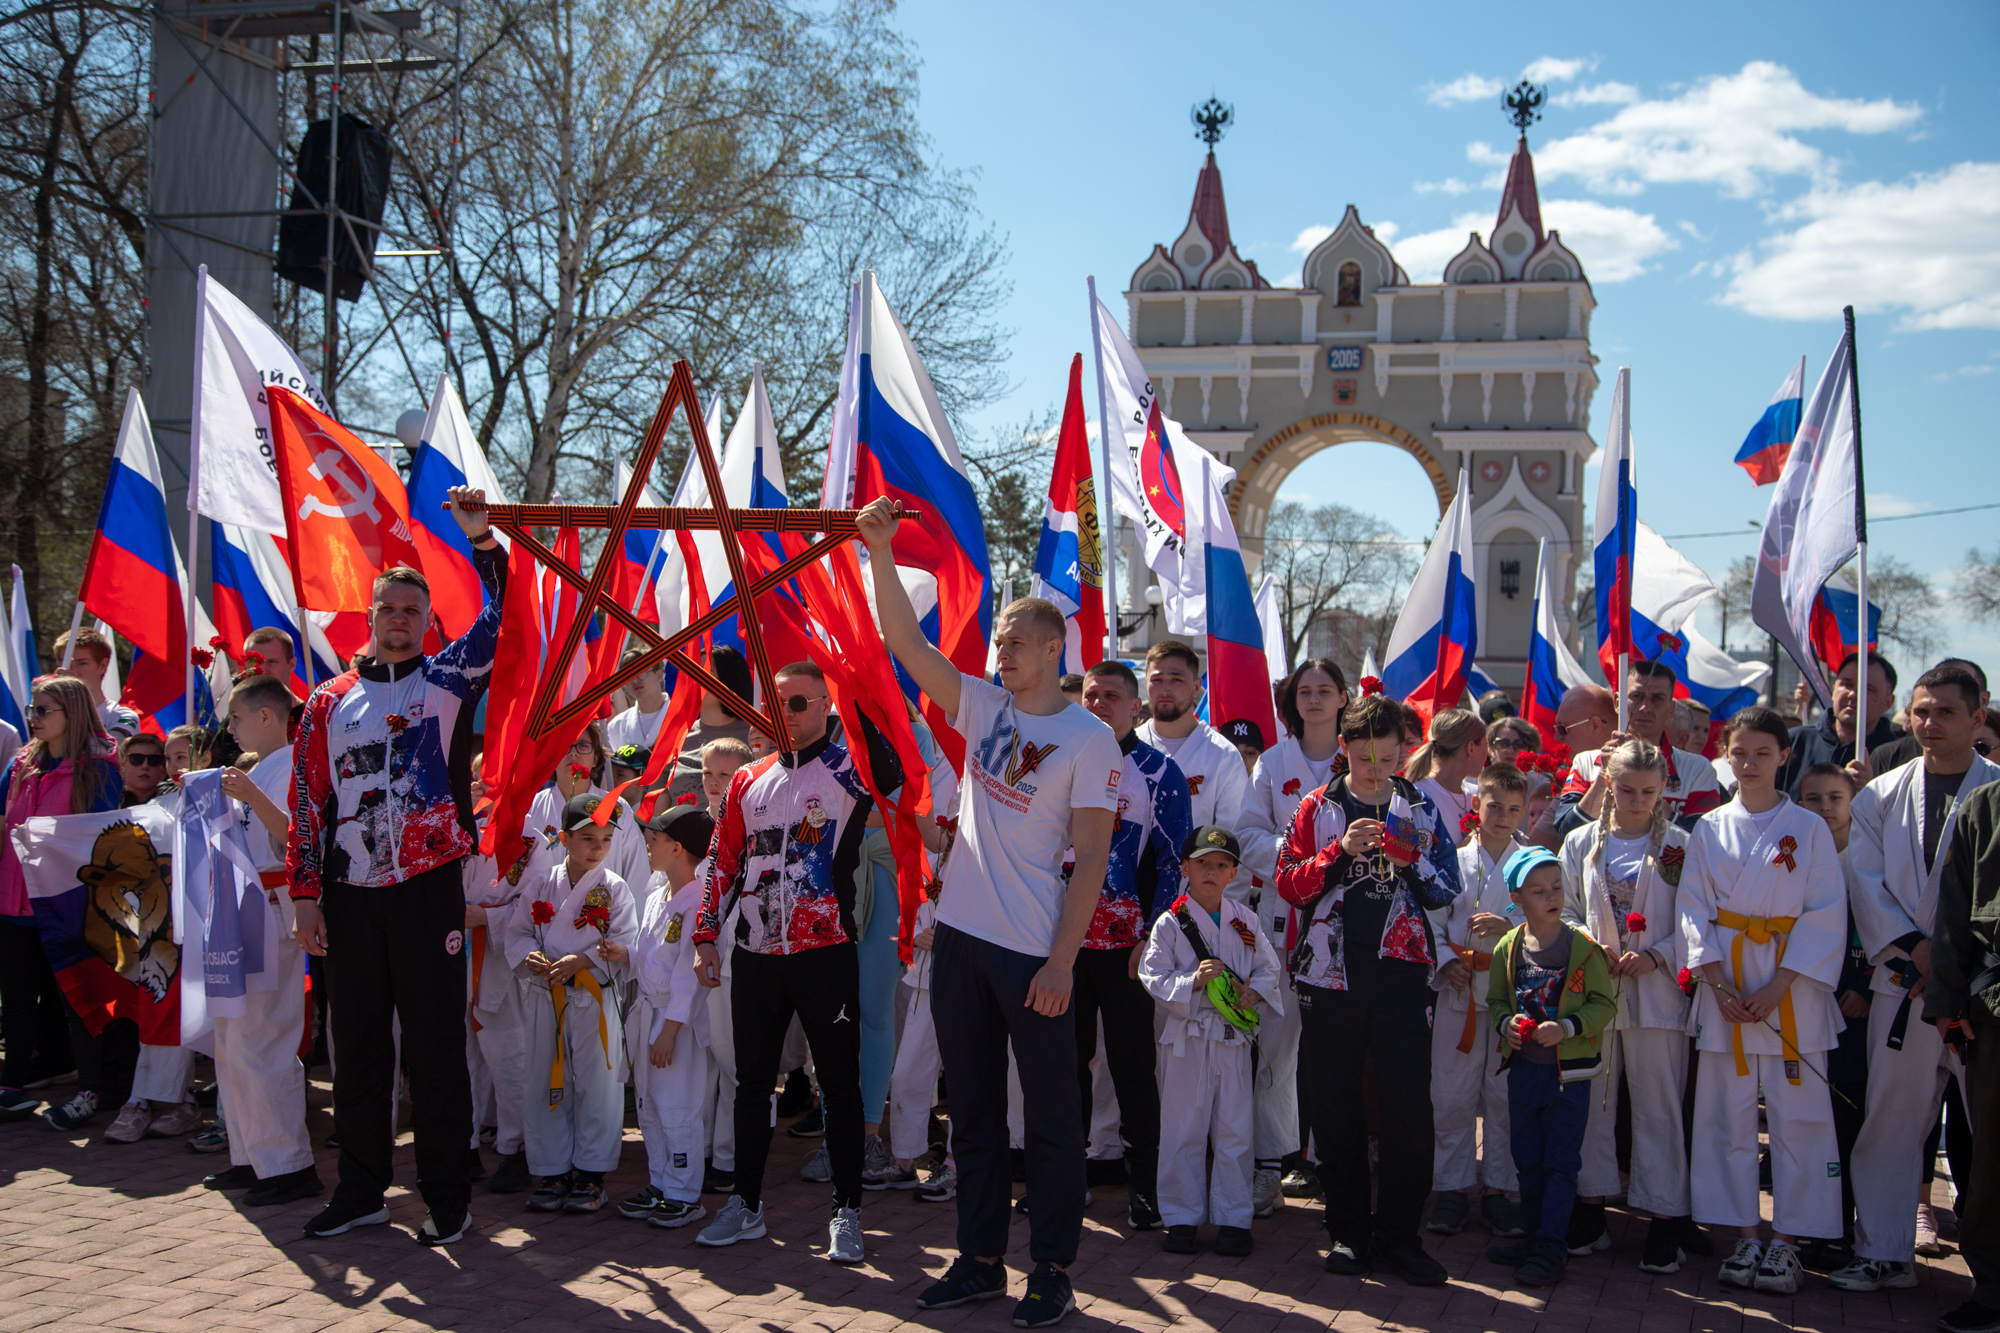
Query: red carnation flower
1677 967 1695 996
1282 778 1301 797
1512 1014 1537 1042
190 647 214 669
243 650 265 668
1459 810 1480 834
530 901 555 926
384 713 409 734
575 903 611 933
1625 911 1647 935
209 635 229 651
569 763 591 781
1358 675 1385 698
676 791 698 805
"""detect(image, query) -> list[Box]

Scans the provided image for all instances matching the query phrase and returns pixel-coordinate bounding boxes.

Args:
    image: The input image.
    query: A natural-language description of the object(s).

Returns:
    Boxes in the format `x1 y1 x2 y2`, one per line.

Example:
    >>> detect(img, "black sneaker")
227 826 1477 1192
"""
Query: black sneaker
1369 1241 1449 1287
915 1254 1008 1310
488 1150 531 1194
1214 1226 1254 1257
1426 1190 1470 1235
0 1088 39 1121
245 1166 324 1207
1323 1240 1368 1275
464 1147 486 1181
1566 1201 1610 1255
702 1164 737 1195
527 1173 573 1212
303 1197 391 1238
1675 1215 1714 1257
618 1185 665 1219
1515 1248 1567 1288
1012 1261 1075 1329
203 1164 259 1191
786 1105 825 1137
774 1068 815 1117
1127 1187 1161 1231
1638 1216 1685 1274
416 1207 468 1247
564 1177 607 1213
1938 1299 2000 1333
1282 1163 1321 1198
1488 1238 1535 1267
1162 1224 1198 1254
1480 1191 1525 1237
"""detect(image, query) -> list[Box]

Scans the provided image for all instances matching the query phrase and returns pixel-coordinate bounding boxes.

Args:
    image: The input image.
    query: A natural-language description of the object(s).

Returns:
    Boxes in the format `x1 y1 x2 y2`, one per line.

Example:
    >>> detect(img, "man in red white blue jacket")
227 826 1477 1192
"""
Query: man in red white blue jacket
289 486 499 1248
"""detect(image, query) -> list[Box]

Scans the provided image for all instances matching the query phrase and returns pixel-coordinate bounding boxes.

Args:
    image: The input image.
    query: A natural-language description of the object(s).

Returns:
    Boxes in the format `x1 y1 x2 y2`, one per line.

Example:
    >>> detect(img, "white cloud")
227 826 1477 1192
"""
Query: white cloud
1290 224 1334 254
1720 162 2000 330
1426 74 1504 106
1540 199 1678 282
1927 362 1996 382
1868 492 1924 518
1522 56 1596 84
1466 140 1512 168
1382 212 1488 284
1534 61 1922 197
1553 81 1640 107
1414 178 1475 196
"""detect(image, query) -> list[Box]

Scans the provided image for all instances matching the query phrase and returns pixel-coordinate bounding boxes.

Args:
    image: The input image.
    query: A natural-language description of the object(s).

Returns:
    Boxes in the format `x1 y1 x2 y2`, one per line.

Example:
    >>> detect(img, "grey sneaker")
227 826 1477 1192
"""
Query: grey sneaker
40 1090 98 1131
861 1135 917 1190
801 1144 833 1183
1753 1239 1804 1294
695 1195 766 1247
1828 1257 1916 1292
1251 1167 1282 1218
915 1163 957 1202
828 1206 864 1264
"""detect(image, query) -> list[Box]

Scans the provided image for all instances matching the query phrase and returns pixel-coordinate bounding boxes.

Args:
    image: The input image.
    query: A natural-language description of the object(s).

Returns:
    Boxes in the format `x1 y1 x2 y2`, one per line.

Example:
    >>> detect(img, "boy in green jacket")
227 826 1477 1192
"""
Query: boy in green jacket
1487 846 1618 1288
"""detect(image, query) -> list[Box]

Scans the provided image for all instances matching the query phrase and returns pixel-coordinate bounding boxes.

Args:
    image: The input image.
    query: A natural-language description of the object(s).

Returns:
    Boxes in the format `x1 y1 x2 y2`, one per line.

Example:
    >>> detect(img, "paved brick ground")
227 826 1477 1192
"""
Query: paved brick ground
0 1078 1972 1332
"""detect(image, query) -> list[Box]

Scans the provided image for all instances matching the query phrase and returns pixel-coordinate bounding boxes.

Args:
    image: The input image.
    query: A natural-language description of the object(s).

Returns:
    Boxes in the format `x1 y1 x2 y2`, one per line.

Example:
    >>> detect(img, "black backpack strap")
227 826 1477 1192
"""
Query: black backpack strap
1174 901 1217 965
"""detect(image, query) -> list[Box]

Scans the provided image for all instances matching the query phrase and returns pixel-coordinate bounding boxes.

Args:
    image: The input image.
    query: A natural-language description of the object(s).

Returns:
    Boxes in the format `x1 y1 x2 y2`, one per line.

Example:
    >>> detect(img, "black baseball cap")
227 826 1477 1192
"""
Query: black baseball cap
1219 718 1266 751
641 798 715 856
561 792 616 831
610 743 651 772
1181 825 1241 864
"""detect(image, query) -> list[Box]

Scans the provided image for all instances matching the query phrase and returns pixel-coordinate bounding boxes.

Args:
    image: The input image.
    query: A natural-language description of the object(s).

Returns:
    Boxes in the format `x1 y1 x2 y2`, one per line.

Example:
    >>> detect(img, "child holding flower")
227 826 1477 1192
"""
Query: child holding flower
502 792 639 1215
1558 739 1701 1272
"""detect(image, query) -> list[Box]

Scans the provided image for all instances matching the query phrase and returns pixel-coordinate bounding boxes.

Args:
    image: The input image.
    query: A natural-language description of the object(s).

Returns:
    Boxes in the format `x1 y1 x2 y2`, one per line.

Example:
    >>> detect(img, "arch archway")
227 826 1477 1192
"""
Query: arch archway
1228 412 1455 564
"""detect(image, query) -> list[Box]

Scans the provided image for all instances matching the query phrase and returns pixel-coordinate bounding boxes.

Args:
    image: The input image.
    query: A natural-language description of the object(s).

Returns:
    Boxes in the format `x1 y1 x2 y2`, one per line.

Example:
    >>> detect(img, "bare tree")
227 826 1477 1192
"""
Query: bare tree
1961 547 2000 624
1718 554 1755 650
1260 500 1417 670
1847 555 1939 660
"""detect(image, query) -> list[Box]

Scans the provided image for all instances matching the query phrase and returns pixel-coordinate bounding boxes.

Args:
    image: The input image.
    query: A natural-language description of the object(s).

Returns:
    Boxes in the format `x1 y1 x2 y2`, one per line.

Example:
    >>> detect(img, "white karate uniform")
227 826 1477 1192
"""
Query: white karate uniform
1239 738 1335 1162
1561 820 1693 1215
1429 839 1518 1193
463 838 529 1157
1846 754 1998 1261
630 867 711 1202
702 906 739 1172
502 859 639 1176
212 744 313 1179
518 784 649 899
888 897 944 1162
1138 720 1253 901
1139 897 1285 1229
1679 797 1846 1238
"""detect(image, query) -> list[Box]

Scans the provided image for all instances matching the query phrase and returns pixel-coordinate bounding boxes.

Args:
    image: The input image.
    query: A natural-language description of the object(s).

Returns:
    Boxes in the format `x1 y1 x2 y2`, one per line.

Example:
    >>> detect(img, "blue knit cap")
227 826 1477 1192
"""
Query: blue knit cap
1502 845 1562 890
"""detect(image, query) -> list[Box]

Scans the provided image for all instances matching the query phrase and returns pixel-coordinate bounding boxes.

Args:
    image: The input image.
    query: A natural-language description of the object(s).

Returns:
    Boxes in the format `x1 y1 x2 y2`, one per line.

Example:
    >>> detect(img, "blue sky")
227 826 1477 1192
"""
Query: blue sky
896 0 2000 660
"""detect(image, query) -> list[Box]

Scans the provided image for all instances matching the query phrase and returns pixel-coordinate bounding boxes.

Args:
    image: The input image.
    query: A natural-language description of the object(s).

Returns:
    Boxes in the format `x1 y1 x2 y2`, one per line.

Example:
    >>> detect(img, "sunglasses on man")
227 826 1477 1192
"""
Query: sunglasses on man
784 694 827 714
124 752 167 768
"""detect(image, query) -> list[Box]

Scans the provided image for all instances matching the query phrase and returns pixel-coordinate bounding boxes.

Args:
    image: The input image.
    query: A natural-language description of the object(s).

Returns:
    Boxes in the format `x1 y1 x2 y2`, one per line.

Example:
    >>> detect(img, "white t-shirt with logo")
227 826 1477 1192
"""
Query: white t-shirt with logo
938 673 1123 958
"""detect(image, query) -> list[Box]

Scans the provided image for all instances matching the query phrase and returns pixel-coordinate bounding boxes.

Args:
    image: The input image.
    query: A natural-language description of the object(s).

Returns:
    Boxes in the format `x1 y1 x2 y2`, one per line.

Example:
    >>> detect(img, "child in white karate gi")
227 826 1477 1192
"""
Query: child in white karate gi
502 792 639 1214
1139 826 1283 1258
463 751 532 1195
698 737 752 1193
1427 762 1529 1239
617 801 716 1229
1559 740 1702 1271
1679 707 1846 1295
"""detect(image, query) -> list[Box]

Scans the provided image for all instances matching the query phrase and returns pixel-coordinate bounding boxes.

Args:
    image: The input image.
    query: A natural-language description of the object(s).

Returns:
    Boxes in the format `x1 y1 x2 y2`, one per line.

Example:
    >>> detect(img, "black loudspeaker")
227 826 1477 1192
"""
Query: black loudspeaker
277 113 393 302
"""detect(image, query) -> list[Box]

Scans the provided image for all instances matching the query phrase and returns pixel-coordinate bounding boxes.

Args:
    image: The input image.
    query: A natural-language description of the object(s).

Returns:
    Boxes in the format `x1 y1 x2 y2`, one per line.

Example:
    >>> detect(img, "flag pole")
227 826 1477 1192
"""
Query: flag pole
1086 276 1120 653
187 265 210 726
1845 305 1869 768
57 600 85 672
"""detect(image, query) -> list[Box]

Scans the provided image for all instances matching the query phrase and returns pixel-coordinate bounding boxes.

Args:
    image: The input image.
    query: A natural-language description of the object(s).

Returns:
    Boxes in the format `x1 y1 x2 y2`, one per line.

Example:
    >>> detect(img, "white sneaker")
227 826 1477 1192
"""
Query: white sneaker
1828 1258 1917 1292
1719 1238 1764 1288
1753 1240 1804 1294
801 1144 832 1183
1251 1168 1282 1219
694 1196 766 1247
827 1206 864 1264
1917 1203 1946 1257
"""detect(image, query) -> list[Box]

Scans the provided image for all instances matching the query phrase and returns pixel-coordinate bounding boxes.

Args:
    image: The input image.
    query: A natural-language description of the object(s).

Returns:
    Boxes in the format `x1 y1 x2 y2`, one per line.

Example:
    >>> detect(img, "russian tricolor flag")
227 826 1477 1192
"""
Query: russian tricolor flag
1734 359 1805 487
78 391 206 728
1808 583 1879 674
1681 622 1768 722
1594 368 1638 685
1030 355 1105 674
1383 467 1478 726
824 272 990 768
1519 538 1598 741
1192 457 1278 750
406 374 511 640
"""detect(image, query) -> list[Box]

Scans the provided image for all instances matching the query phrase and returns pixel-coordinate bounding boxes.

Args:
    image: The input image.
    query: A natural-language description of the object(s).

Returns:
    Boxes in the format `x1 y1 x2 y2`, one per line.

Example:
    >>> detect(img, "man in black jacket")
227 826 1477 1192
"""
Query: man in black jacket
1780 651 1900 797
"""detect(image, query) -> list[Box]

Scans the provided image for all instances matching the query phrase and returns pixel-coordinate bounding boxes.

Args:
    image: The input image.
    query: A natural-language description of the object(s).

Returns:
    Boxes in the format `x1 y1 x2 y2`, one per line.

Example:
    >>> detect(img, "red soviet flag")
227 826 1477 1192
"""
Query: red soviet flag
268 387 425 612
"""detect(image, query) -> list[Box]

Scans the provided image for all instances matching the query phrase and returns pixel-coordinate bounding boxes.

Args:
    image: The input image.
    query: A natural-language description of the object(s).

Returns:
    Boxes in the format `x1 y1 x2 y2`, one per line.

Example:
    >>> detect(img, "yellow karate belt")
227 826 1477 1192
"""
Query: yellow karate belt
1712 909 1801 1085
546 970 611 1109
1449 943 1494 1054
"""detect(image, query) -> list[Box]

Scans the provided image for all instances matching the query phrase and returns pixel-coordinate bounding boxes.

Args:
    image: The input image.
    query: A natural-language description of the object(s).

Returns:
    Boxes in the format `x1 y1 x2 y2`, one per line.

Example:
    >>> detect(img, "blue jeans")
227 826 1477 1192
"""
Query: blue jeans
1508 1058 1590 1258
856 862 901 1124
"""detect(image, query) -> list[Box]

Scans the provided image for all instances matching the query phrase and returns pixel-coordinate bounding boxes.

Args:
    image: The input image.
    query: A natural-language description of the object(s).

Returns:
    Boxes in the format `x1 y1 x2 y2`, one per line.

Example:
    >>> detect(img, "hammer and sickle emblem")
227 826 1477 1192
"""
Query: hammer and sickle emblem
299 441 381 523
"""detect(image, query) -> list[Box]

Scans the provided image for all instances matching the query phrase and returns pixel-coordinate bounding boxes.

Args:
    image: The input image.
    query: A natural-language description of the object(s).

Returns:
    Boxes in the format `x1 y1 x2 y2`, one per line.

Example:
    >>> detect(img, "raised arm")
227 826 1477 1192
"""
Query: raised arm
854 498 960 720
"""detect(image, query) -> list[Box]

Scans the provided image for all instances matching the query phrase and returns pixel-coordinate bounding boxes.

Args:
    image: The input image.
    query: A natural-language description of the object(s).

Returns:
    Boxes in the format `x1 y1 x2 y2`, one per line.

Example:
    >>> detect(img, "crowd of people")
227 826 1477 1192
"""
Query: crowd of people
0 489 1992 1333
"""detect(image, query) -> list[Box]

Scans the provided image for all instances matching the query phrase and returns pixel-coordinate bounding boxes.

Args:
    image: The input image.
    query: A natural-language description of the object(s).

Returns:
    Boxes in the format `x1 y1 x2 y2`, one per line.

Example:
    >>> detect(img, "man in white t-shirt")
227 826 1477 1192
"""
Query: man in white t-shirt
208 674 319 1205
1136 641 1252 898
856 500 1119 1330
606 647 670 756
54 626 140 741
